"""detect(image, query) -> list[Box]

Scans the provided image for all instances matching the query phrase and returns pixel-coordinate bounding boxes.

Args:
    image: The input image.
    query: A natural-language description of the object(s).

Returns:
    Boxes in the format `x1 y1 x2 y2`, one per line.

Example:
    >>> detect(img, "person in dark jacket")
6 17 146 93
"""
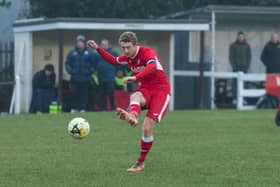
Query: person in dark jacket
65 34 98 113
96 39 118 111
229 32 251 105
229 31 251 73
29 64 56 113
261 32 280 74
264 33 280 126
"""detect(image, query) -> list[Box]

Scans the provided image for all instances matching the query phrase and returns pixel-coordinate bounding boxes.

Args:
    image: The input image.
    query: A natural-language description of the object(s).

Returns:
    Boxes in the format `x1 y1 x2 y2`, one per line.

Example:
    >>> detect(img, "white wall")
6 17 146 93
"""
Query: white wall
14 32 32 113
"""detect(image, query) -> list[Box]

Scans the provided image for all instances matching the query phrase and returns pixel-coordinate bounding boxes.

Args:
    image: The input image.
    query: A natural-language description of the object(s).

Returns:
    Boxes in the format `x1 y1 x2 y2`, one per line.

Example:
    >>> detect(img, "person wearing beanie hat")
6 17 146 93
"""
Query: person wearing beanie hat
76 34 86 42
65 34 98 113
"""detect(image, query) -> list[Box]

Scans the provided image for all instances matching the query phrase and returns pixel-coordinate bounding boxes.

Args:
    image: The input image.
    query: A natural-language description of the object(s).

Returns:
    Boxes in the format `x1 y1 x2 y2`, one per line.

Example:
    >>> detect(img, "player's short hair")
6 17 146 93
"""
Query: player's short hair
119 32 138 45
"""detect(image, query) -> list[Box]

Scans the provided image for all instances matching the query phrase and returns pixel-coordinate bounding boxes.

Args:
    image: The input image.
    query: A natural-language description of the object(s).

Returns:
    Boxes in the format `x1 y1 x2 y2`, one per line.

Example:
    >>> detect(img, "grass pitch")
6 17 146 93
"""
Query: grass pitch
0 110 280 187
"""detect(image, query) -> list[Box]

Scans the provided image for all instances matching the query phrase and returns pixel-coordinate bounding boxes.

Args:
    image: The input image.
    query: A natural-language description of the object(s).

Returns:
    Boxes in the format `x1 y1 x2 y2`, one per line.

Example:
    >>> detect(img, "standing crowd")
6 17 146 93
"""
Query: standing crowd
229 31 280 75
30 32 280 113
228 31 280 105
30 34 133 114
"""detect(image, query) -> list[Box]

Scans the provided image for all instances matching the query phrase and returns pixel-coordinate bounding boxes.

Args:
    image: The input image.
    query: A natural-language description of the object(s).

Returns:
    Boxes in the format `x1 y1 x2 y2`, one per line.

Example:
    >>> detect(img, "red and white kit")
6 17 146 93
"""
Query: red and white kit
96 46 170 122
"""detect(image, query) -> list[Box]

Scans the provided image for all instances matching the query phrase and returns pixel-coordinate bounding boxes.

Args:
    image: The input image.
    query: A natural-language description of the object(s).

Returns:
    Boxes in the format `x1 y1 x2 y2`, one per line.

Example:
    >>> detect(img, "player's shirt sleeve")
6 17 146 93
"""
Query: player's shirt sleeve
135 48 158 80
142 48 163 70
143 49 157 65
135 63 157 80
96 47 128 65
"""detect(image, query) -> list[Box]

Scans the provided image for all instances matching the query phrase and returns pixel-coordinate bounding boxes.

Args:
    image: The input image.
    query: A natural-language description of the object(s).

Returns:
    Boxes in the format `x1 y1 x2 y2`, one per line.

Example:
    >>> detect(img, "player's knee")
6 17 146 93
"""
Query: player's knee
130 92 141 101
130 92 145 106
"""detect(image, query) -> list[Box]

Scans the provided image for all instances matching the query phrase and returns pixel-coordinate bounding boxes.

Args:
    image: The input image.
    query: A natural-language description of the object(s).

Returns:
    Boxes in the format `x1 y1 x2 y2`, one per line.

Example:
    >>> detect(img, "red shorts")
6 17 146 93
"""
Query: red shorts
137 88 170 123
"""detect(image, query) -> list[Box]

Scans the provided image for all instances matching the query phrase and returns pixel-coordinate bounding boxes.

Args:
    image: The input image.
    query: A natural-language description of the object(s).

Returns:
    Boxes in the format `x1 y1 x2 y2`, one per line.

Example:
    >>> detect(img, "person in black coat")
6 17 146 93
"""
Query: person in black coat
65 34 98 113
29 64 56 113
261 32 280 74
262 33 280 126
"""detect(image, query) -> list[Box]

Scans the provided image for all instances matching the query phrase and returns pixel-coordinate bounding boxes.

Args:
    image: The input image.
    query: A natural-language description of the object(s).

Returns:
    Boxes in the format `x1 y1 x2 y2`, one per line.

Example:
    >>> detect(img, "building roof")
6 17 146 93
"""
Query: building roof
161 5 280 19
13 17 210 33
160 5 280 26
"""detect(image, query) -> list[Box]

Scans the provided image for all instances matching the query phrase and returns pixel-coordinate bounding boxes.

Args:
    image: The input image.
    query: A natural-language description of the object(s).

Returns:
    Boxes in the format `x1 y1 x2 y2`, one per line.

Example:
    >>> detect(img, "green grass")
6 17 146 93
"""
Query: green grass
0 110 280 187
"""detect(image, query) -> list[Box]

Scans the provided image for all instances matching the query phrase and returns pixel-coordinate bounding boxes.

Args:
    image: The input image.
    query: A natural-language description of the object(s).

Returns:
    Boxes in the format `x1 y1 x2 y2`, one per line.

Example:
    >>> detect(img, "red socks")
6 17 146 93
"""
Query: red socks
130 102 140 117
137 136 153 163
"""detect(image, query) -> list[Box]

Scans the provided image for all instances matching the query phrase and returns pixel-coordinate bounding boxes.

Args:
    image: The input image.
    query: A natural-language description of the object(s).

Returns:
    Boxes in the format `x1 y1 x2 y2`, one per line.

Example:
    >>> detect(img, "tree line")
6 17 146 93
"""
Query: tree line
2 0 280 18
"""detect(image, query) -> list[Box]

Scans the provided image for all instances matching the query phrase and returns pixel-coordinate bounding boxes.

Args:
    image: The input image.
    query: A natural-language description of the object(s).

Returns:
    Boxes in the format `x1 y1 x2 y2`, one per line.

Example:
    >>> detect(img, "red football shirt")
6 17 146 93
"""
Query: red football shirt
96 46 170 92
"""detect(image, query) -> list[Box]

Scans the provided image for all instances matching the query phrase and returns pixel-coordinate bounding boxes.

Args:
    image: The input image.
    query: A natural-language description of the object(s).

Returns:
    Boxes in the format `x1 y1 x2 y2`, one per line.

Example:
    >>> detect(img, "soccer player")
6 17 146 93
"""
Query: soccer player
87 32 170 172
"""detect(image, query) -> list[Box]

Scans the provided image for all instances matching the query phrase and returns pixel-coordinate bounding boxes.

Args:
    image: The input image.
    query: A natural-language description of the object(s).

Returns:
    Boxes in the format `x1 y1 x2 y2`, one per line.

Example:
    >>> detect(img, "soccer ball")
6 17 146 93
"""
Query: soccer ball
67 117 90 139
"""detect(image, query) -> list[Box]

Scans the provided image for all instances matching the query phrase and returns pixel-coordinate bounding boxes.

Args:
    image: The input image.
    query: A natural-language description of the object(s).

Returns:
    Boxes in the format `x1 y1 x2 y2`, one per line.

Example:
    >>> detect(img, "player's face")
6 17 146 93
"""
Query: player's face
120 42 137 58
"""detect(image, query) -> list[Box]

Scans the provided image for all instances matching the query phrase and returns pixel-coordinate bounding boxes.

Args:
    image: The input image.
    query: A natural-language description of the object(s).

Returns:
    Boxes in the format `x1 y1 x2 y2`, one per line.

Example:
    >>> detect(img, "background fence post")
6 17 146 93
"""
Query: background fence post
237 71 244 110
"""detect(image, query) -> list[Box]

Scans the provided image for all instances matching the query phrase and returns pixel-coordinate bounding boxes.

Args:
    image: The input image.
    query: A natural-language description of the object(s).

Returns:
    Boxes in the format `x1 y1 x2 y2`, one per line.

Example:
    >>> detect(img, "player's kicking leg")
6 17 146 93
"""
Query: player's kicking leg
116 91 145 126
115 91 149 172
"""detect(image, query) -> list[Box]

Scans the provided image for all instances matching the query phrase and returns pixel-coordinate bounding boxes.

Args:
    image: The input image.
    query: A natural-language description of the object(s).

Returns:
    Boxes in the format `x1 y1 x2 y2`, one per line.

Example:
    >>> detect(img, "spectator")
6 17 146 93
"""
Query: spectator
115 68 126 90
65 34 98 113
229 31 251 73
122 64 134 92
261 32 280 73
29 64 56 113
96 39 118 111
114 68 130 109
262 33 280 120
229 31 251 105
88 73 99 111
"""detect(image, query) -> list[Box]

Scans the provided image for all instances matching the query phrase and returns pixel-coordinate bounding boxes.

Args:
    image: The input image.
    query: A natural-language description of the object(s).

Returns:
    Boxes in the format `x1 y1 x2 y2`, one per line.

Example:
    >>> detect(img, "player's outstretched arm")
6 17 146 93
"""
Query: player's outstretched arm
87 40 119 65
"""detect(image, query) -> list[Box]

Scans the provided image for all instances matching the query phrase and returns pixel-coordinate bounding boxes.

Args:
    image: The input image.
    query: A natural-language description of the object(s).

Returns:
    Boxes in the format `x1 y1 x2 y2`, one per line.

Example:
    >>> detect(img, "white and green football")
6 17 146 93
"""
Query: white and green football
67 117 90 139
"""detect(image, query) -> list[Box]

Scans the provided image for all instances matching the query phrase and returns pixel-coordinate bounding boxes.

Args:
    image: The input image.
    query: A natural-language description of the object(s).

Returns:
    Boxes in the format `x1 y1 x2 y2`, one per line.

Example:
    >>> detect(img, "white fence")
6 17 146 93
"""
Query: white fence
173 70 266 110
236 72 265 110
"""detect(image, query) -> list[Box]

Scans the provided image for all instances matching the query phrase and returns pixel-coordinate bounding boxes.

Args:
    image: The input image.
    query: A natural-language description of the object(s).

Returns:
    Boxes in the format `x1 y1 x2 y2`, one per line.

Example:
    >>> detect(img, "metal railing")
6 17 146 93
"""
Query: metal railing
0 42 14 83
